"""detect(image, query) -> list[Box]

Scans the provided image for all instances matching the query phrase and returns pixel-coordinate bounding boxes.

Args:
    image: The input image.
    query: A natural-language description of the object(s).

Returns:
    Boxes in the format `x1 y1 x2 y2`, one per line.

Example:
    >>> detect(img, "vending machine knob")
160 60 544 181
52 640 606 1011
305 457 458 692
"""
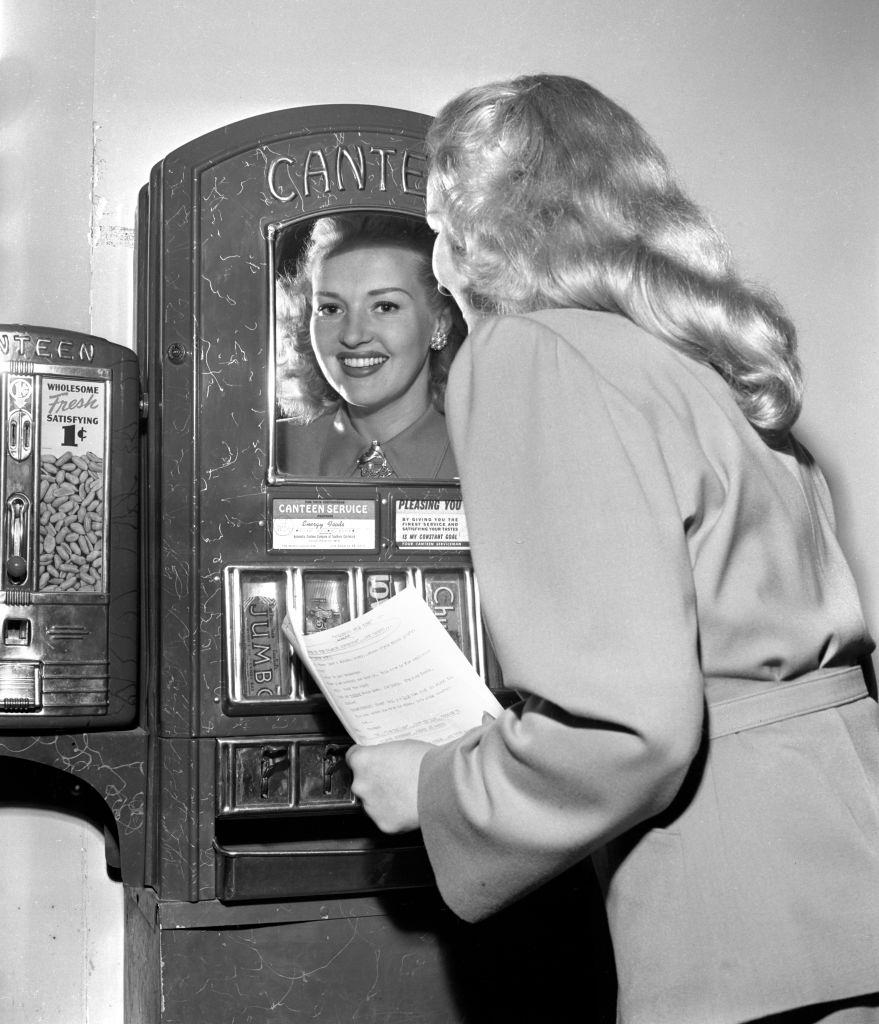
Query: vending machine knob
6 555 27 584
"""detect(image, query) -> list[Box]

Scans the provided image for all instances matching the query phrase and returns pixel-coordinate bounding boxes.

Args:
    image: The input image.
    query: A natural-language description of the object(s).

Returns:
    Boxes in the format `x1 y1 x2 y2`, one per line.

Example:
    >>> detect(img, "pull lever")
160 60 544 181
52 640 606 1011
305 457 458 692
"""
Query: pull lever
259 745 289 800
6 495 29 585
322 744 350 796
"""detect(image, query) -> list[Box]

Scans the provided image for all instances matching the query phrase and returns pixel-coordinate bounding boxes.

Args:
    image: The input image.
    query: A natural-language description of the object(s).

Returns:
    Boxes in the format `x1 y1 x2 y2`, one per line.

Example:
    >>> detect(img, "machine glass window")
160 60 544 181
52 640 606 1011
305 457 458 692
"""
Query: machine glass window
271 212 464 484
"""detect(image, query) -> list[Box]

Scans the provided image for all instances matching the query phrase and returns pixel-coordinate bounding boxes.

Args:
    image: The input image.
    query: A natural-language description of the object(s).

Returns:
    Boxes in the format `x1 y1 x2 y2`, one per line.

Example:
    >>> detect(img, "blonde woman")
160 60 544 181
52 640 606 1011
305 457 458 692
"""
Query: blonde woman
347 74 879 1024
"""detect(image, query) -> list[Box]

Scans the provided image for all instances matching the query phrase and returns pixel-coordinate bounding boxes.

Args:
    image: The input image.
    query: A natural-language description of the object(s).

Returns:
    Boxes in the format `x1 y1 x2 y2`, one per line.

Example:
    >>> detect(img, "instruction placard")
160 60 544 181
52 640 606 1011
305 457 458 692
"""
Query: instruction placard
394 499 469 550
271 498 378 551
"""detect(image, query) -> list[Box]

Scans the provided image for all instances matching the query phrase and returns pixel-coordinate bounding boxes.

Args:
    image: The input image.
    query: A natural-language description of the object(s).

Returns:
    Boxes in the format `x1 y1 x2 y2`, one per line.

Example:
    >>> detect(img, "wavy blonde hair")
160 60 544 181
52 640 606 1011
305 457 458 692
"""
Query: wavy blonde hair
426 74 802 442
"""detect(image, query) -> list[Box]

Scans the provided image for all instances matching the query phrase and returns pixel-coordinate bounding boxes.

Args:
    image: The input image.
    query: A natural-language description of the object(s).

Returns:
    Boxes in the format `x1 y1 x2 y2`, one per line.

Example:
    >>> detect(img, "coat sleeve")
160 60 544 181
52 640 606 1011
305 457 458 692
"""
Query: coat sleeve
417 313 706 922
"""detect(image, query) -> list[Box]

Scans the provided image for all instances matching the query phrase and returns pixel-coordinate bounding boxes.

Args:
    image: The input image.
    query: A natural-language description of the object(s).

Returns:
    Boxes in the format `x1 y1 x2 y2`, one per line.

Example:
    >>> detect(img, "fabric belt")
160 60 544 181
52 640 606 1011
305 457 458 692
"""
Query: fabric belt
707 665 868 739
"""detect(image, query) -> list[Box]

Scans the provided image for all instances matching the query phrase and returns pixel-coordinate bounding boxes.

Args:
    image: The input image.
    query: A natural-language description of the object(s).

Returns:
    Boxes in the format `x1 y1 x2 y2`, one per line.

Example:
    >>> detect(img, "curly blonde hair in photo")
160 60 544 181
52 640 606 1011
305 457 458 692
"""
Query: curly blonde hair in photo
426 73 802 444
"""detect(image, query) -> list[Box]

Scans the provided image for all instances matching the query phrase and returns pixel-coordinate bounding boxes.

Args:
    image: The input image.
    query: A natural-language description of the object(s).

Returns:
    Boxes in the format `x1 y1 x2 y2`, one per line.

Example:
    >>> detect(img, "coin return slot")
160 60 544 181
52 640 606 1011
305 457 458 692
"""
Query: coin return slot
213 813 434 902
3 618 30 646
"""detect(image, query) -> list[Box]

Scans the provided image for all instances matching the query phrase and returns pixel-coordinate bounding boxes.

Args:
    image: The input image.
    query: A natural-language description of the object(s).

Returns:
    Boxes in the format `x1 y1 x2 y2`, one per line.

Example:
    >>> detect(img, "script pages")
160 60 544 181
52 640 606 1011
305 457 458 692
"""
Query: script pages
281 586 503 746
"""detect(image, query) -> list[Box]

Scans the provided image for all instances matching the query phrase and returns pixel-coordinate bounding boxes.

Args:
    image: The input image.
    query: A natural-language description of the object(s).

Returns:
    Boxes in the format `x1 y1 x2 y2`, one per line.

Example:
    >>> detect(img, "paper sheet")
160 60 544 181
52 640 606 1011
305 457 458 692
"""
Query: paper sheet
282 585 503 745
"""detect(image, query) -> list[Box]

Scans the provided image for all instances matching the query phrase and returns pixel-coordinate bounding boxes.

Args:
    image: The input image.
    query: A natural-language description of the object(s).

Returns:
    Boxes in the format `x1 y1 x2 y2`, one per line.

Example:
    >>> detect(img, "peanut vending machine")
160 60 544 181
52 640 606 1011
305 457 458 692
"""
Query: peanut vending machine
0 325 146 884
3 103 616 1024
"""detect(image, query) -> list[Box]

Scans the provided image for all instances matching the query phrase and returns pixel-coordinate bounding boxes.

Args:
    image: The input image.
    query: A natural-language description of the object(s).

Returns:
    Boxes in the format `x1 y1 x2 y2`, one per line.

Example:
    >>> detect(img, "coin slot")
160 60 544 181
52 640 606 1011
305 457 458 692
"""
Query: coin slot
7 409 33 461
3 618 31 646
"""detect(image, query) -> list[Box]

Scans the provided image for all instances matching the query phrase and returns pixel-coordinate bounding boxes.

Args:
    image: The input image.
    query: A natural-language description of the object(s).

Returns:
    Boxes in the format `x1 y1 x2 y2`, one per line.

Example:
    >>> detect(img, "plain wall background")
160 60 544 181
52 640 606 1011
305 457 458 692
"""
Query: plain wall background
1 1 877 1020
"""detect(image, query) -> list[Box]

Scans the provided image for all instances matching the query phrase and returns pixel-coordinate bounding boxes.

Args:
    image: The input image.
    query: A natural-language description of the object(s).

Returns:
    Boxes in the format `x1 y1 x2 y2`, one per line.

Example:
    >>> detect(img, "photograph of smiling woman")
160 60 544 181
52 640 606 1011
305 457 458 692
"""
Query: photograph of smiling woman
275 213 465 479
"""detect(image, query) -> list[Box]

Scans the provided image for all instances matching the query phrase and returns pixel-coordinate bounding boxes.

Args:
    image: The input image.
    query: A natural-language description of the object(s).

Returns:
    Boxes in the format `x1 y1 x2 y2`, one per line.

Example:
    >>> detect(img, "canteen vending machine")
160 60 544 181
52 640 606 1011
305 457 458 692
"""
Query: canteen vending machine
0 324 146 884
2 103 615 1024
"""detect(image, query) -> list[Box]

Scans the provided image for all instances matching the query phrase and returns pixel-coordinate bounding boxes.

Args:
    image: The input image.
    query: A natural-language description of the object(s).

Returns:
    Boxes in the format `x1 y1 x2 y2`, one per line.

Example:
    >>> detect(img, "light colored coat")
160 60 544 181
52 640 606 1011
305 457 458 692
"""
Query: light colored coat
418 309 879 1024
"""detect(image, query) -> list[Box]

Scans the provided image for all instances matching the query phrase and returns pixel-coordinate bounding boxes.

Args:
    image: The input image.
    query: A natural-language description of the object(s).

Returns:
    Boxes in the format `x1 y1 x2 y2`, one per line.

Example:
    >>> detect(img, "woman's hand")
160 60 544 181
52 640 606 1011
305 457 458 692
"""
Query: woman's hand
346 740 433 833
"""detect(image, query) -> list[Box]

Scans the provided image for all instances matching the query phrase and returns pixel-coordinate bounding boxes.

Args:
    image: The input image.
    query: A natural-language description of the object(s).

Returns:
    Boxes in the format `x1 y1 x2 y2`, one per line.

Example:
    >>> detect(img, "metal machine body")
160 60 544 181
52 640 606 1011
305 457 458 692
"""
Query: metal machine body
136 103 503 909
0 324 146 885
0 325 139 726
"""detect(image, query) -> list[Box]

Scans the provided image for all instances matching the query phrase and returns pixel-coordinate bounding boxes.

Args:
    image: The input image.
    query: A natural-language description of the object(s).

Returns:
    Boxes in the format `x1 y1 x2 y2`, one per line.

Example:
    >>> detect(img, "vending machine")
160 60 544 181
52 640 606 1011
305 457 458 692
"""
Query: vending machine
2 103 615 1024
0 324 146 884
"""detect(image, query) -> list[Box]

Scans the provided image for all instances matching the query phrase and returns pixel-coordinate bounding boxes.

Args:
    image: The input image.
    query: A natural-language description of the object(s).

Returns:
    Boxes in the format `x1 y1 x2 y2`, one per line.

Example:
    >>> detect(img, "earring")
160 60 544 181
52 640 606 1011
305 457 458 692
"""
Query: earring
437 284 451 297
429 327 449 352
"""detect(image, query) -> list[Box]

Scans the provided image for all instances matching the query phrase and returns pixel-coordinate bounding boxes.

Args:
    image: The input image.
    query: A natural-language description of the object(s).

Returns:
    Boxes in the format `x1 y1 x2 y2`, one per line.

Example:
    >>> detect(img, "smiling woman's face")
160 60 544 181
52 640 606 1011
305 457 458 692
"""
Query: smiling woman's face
309 244 439 424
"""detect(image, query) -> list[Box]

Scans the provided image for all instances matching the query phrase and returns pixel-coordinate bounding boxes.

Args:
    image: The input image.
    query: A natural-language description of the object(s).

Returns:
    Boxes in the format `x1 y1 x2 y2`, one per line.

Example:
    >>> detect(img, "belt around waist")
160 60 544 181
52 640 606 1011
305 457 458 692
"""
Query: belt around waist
707 665 868 739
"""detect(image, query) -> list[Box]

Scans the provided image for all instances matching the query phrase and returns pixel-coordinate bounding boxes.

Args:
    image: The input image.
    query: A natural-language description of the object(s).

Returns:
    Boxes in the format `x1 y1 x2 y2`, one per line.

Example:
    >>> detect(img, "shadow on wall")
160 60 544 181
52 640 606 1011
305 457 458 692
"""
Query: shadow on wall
0 756 122 878
0 54 35 123
0 54 36 317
